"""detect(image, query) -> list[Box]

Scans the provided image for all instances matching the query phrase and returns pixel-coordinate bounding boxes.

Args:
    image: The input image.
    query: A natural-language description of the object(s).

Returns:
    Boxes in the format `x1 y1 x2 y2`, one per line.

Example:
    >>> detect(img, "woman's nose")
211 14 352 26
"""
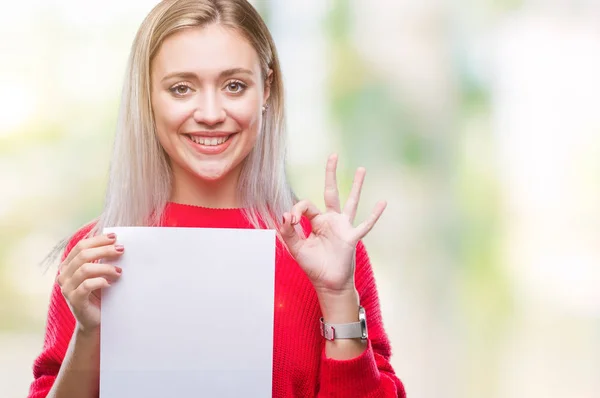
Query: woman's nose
193 93 226 126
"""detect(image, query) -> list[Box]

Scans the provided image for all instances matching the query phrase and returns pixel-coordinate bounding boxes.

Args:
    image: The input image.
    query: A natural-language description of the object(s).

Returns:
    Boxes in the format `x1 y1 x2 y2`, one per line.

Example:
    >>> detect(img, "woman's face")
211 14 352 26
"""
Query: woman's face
151 24 269 184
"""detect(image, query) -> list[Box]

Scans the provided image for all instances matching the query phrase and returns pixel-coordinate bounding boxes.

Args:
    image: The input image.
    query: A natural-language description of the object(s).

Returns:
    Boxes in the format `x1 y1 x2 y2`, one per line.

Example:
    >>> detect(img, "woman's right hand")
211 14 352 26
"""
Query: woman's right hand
56 233 124 334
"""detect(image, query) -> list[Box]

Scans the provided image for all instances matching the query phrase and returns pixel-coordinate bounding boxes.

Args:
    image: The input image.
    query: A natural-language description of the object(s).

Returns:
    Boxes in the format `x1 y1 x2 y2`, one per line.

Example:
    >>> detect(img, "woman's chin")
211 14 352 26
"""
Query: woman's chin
189 164 234 183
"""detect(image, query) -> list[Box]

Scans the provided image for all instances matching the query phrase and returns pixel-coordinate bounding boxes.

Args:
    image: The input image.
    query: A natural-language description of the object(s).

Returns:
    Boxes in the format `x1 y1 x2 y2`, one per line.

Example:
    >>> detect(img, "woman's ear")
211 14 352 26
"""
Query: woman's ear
263 69 273 103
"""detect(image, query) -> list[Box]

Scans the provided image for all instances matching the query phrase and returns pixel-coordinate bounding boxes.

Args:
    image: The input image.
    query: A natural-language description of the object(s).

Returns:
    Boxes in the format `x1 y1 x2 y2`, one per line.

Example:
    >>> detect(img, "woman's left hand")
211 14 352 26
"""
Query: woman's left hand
279 154 387 297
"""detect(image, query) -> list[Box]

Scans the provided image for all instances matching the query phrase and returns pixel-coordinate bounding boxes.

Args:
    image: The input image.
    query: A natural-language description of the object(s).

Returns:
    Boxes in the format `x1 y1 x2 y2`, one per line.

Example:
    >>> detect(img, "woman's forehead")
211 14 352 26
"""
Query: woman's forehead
152 24 261 79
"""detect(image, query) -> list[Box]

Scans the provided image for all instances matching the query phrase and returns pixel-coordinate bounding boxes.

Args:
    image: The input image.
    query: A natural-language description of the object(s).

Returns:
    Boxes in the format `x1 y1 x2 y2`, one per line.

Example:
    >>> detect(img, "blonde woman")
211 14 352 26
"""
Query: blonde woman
28 0 405 397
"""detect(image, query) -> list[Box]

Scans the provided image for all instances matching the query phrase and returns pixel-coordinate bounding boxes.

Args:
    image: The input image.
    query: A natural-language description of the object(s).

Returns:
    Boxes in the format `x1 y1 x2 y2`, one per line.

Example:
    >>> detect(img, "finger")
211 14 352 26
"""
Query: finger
61 233 117 272
352 200 387 241
342 167 366 223
279 212 304 256
324 154 341 213
59 242 124 284
63 263 122 294
68 277 111 307
290 199 321 225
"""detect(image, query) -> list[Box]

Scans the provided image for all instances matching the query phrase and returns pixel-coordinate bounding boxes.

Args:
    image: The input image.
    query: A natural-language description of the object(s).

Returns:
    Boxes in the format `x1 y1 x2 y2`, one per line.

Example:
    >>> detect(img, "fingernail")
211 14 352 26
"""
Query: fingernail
107 233 116 239
115 266 122 274
115 245 124 253
291 215 297 225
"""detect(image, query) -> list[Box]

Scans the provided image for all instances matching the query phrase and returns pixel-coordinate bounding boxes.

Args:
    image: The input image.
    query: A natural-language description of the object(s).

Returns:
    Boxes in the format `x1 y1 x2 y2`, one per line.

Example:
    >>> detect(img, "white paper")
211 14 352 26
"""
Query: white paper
100 227 275 398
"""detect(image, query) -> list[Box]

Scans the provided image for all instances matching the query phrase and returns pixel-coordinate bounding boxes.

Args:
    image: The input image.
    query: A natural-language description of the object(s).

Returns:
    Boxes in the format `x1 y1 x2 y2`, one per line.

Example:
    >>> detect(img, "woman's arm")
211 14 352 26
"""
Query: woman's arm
29 224 122 398
45 326 100 398
278 155 406 397
317 286 368 360
28 281 99 398
317 241 406 398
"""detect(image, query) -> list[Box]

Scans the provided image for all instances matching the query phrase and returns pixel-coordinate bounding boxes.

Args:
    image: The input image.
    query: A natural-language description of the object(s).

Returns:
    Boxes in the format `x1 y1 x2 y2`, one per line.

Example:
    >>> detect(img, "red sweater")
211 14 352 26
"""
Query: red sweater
28 203 406 397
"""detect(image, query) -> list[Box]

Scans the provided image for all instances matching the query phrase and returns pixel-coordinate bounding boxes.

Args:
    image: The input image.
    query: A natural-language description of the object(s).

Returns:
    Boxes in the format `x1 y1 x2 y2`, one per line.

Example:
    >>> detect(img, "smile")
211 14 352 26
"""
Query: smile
185 133 236 155
187 135 232 146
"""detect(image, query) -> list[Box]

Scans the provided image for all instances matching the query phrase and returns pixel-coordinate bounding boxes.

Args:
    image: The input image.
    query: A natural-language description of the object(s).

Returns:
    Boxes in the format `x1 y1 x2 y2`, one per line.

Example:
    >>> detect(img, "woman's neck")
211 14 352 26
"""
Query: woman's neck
170 164 242 209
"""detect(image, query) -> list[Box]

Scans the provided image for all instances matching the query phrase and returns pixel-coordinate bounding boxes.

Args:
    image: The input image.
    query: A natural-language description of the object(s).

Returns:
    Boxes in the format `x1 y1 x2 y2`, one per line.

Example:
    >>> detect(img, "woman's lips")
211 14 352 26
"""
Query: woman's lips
185 133 235 155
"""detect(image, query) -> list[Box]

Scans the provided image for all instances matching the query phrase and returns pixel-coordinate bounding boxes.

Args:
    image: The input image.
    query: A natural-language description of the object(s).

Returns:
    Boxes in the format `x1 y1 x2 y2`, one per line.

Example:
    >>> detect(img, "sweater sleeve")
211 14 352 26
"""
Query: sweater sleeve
317 241 406 398
27 224 94 398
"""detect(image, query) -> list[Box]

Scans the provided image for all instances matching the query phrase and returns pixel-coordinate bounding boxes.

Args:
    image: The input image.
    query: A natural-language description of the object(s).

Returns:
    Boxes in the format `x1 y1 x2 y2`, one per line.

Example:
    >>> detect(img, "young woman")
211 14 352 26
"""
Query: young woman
28 0 406 397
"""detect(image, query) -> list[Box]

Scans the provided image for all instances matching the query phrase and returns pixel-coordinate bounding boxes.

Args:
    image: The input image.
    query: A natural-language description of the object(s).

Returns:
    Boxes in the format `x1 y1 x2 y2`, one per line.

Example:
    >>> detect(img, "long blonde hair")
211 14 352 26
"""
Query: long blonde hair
101 0 294 231
45 0 295 264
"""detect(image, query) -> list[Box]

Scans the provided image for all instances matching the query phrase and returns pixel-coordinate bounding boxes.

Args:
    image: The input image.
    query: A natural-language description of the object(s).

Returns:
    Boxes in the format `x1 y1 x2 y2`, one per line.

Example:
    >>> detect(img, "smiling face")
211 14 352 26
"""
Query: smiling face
151 23 270 192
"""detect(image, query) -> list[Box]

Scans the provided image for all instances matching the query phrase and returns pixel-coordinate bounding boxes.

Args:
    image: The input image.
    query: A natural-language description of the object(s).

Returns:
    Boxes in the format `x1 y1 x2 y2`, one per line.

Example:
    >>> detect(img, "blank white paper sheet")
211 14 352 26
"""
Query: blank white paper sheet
100 227 276 398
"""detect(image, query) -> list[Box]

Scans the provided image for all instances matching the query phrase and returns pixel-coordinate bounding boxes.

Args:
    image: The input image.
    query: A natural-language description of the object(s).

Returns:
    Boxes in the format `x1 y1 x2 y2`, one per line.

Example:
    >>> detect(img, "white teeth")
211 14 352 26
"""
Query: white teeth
189 135 230 146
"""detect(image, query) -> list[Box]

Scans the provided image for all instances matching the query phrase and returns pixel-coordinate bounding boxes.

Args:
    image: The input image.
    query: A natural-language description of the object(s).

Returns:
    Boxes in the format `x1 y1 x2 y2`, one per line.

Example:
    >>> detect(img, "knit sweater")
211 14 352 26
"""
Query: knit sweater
28 202 406 397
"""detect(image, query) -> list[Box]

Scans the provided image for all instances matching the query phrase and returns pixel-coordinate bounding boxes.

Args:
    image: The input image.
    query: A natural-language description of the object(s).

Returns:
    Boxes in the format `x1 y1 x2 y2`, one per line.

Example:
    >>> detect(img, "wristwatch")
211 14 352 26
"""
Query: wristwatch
320 306 368 341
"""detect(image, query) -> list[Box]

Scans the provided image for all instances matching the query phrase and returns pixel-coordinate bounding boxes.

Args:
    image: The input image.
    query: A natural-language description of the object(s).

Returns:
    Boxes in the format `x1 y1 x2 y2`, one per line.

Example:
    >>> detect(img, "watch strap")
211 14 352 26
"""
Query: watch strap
319 306 368 341
320 319 364 340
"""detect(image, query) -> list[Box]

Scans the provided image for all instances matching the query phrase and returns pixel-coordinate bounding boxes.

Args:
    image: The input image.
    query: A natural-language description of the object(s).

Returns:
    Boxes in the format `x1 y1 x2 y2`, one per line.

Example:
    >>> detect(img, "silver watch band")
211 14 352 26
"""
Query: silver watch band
320 306 368 341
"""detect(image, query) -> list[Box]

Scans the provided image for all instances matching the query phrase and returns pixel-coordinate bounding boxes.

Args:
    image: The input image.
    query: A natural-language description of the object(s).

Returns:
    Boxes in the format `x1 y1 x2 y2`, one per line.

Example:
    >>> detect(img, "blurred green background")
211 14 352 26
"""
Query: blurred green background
2 1 600 397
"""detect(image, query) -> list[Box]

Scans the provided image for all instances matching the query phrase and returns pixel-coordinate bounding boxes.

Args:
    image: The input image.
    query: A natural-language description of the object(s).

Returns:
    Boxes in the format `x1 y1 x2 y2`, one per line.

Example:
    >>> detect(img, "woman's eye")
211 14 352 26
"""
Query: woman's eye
169 84 191 96
225 81 246 94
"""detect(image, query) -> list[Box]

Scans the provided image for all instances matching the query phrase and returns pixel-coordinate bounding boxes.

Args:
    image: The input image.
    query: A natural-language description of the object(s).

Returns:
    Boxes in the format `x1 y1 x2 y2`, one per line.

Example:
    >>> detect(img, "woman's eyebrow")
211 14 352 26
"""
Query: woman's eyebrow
219 67 254 78
160 68 254 83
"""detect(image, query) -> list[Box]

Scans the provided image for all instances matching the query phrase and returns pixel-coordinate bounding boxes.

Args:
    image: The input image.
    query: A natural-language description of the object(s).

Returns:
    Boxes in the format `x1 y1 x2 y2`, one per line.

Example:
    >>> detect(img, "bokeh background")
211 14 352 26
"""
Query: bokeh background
2 0 600 397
